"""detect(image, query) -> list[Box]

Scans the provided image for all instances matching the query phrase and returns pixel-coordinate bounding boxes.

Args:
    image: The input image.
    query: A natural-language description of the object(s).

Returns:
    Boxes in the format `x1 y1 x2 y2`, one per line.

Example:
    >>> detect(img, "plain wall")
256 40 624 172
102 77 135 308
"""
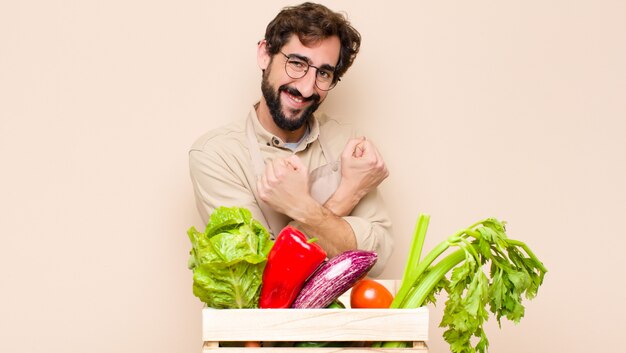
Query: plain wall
1 1 624 352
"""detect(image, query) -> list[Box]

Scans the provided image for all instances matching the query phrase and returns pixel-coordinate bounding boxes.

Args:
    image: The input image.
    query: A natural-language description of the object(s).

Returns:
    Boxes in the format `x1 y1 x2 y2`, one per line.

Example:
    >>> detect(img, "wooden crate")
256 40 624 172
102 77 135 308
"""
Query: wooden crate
201 281 429 352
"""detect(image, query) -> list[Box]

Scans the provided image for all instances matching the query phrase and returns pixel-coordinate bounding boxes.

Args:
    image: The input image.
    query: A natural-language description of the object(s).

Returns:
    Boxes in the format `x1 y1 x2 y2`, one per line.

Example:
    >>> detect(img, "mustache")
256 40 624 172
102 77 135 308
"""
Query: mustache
279 85 320 103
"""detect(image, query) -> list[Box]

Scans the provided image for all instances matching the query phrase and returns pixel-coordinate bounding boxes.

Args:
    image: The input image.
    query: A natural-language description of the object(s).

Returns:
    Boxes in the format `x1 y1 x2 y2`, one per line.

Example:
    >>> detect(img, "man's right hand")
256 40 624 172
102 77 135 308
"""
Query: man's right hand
257 155 314 219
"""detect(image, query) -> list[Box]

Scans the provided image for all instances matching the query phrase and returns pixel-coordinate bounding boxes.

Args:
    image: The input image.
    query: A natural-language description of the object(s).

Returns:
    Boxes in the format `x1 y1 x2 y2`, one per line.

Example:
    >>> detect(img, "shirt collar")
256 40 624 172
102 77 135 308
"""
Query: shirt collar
248 104 320 151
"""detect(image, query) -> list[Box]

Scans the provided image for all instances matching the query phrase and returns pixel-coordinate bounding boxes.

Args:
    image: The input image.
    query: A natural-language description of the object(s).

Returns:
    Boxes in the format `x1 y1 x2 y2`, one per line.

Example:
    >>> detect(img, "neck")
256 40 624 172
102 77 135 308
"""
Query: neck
256 99 307 143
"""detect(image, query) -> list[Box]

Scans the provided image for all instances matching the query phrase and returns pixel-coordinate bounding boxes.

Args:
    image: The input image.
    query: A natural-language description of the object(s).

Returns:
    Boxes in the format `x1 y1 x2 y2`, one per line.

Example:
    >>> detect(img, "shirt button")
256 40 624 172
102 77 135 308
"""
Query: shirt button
272 137 279 145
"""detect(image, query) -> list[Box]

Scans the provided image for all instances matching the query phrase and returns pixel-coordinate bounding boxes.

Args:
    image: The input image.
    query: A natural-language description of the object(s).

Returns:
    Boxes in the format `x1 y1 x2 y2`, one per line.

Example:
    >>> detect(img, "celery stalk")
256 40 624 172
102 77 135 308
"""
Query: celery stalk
401 215 430 280
394 214 430 307
398 249 465 309
378 215 547 353
391 240 451 308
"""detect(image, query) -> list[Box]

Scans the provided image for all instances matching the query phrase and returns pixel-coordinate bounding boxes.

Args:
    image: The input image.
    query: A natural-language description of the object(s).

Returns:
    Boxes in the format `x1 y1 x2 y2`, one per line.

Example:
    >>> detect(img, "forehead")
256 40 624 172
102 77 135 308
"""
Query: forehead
281 34 341 67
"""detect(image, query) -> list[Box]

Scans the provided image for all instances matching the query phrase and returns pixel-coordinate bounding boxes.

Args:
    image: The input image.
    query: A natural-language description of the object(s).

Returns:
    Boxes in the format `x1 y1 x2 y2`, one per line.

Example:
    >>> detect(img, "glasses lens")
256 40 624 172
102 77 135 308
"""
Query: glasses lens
315 79 335 91
315 70 335 91
283 53 338 91
285 57 307 79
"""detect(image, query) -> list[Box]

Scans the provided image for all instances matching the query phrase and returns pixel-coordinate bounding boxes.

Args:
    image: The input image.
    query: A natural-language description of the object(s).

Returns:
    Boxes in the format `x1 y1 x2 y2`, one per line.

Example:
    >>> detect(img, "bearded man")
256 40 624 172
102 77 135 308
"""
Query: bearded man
189 2 392 275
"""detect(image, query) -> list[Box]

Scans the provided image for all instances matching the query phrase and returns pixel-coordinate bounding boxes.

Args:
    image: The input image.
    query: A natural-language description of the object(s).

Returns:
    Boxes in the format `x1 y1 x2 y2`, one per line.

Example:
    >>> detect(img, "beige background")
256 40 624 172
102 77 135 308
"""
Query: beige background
1 1 624 352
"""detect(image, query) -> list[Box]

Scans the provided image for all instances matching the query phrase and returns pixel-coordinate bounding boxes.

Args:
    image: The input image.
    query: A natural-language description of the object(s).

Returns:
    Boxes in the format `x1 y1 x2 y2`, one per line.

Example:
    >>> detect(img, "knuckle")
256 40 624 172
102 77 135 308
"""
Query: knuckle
273 169 285 180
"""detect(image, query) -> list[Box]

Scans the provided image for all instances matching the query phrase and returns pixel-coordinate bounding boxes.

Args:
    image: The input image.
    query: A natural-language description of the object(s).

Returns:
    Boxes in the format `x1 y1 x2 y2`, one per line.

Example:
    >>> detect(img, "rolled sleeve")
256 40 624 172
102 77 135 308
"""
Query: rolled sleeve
342 189 394 277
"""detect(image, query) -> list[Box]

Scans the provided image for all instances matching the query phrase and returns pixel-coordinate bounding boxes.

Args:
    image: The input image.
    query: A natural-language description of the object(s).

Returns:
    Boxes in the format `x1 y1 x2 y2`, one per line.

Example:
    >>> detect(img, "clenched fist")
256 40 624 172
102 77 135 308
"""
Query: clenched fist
339 136 389 199
257 155 314 217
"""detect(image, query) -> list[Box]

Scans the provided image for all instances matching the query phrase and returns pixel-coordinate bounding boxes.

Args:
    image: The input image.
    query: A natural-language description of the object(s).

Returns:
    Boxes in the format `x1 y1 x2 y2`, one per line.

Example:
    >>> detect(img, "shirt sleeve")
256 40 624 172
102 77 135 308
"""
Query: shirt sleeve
342 188 394 277
189 147 267 229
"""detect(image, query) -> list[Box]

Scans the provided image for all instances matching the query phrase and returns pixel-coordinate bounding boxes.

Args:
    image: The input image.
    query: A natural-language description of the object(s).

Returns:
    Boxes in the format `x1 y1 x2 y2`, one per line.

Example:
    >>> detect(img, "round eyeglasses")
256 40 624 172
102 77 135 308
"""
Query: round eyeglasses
280 52 339 91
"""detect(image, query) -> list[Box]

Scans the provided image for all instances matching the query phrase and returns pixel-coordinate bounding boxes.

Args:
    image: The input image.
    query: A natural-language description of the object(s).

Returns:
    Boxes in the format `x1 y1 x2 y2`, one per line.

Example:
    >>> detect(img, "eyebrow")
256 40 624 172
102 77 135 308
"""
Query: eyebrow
288 52 336 72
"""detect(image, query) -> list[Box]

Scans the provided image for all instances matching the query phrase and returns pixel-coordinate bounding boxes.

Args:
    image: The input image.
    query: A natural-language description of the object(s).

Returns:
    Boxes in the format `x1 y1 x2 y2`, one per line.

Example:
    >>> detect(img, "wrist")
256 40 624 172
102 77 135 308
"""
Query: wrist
290 196 326 225
325 182 362 217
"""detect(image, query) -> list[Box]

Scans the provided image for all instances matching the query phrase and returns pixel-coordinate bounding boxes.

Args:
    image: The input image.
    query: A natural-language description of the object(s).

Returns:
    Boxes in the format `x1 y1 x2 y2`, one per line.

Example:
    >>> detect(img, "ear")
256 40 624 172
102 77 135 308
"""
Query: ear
257 39 271 70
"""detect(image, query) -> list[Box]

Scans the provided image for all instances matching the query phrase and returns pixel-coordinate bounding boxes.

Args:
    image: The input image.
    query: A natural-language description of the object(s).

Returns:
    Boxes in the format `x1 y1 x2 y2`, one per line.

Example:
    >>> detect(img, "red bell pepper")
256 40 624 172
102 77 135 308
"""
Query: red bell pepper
259 226 327 308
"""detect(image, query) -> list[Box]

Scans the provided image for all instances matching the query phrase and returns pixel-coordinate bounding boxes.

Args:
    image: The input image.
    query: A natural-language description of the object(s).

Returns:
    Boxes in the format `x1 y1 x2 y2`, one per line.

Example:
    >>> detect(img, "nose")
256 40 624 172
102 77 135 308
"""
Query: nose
294 68 318 98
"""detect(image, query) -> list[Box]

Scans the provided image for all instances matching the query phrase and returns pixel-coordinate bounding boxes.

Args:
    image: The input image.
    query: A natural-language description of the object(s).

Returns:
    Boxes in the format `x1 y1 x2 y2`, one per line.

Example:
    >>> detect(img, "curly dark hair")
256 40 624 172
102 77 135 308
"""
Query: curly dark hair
263 2 361 82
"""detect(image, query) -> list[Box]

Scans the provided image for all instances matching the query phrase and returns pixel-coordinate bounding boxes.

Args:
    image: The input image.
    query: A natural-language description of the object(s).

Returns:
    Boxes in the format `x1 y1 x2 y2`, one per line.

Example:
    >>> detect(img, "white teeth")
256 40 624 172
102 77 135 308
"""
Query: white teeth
286 92 303 103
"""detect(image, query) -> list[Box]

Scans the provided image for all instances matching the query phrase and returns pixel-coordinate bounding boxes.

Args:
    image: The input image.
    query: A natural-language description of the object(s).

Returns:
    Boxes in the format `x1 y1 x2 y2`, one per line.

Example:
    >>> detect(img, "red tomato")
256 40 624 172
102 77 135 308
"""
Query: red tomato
350 279 394 308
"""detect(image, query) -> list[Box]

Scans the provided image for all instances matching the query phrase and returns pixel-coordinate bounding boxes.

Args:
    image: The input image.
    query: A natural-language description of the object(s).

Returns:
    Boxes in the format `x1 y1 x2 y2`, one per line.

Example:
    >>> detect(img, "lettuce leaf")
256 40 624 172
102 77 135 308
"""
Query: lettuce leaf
188 206 273 308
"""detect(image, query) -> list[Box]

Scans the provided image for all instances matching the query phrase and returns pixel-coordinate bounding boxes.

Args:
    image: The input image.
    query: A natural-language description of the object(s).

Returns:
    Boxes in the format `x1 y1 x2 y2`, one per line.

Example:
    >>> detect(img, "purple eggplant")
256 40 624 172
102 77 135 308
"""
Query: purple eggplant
291 250 378 308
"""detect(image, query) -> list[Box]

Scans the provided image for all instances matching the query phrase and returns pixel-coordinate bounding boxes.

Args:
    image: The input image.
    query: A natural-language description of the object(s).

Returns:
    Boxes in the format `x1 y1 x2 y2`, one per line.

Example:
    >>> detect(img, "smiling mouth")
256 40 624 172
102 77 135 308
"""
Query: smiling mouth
278 85 321 115
289 93 303 103
281 88 307 106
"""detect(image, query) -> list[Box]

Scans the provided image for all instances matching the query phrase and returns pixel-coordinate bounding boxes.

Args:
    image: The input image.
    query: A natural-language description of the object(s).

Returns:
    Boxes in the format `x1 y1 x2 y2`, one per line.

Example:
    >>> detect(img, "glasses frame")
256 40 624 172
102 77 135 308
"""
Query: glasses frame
279 51 339 91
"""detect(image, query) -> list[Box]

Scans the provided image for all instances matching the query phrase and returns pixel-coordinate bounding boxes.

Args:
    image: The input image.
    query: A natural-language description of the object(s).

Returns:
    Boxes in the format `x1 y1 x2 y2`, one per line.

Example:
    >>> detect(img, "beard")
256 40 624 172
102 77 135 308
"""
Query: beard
261 70 322 131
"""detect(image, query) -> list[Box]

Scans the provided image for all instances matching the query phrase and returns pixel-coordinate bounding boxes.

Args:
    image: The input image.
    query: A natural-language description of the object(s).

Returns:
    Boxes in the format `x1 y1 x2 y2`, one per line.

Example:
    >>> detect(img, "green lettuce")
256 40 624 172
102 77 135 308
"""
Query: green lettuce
187 206 273 308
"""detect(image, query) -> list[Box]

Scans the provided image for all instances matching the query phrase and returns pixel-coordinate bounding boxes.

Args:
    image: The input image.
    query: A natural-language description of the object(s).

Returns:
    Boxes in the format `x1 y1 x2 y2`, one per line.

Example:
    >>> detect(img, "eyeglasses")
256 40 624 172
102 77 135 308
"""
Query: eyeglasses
280 52 338 91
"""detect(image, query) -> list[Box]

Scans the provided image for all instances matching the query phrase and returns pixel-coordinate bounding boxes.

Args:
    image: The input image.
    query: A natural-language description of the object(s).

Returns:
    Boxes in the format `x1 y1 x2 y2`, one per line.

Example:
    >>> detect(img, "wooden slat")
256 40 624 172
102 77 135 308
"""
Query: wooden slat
202 307 428 342
201 345 428 353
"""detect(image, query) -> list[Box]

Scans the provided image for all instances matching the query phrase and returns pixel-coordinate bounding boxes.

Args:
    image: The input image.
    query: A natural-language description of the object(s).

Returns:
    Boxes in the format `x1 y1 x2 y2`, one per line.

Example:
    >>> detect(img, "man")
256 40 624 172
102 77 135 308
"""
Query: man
189 2 392 275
